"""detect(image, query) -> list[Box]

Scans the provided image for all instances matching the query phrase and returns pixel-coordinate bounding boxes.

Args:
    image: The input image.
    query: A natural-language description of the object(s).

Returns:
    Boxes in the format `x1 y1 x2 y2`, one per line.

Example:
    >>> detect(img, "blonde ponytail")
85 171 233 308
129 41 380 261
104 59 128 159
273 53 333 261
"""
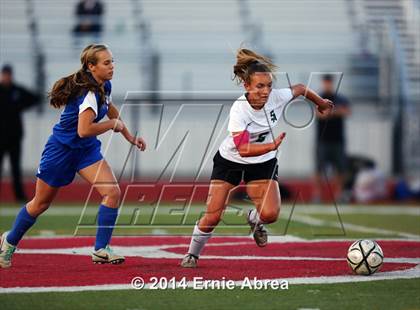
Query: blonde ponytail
233 48 277 84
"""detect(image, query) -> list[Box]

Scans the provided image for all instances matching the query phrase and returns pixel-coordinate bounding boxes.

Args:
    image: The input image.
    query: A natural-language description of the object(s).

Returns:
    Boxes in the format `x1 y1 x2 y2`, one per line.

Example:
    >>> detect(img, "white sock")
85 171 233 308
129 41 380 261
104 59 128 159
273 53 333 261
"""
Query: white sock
247 209 265 225
187 223 213 258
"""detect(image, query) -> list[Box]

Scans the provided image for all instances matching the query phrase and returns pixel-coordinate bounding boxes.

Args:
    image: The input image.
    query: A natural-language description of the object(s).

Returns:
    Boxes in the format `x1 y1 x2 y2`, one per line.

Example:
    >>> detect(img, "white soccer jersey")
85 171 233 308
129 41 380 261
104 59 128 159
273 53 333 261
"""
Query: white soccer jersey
219 88 293 164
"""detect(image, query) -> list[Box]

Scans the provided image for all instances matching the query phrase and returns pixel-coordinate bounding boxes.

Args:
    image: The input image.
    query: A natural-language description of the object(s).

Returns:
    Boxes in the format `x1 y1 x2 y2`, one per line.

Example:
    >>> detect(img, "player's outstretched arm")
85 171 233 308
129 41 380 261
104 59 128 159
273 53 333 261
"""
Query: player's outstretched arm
233 131 286 157
291 84 334 115
107 103 146 151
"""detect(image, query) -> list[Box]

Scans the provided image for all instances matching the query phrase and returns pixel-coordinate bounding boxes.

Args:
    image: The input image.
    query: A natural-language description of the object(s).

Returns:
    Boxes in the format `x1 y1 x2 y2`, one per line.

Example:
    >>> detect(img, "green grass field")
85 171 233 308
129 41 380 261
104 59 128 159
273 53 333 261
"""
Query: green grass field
1 203 419 310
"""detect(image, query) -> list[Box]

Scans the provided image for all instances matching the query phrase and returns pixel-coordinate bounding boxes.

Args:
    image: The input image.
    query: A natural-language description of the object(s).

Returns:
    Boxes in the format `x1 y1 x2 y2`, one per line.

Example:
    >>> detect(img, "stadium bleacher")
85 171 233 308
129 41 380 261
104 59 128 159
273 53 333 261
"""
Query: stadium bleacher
0 0 418 187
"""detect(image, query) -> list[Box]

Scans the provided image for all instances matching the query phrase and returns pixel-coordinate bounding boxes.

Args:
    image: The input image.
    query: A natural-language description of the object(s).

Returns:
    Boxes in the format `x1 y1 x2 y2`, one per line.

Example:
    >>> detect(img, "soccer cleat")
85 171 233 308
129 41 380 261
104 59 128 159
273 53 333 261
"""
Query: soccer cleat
180 254 198 268
92 245 125 264
0 232 16 269
247 211 268 247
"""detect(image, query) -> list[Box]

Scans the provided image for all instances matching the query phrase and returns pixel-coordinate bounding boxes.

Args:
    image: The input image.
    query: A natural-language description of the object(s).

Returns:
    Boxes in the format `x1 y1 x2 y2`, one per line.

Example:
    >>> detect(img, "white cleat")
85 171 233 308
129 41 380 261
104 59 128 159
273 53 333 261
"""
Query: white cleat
92 245 125 264
0 232 16 269
180 254 198 268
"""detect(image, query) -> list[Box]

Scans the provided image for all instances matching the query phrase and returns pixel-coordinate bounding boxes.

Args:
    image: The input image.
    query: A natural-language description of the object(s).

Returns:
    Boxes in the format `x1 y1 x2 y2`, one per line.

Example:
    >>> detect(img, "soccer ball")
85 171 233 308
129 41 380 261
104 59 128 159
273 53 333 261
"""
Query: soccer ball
347 239 384 275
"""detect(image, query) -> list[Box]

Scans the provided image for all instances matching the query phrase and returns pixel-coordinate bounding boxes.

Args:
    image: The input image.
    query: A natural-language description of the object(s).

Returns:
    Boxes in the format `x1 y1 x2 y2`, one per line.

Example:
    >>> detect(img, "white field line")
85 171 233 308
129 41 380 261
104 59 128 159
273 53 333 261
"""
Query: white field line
20 235 420 242
268 236 420 242
292 205 420 216
291 214 419 239
14 244 420 265
1 265 419 294
0 205 419 216
14 243 420 264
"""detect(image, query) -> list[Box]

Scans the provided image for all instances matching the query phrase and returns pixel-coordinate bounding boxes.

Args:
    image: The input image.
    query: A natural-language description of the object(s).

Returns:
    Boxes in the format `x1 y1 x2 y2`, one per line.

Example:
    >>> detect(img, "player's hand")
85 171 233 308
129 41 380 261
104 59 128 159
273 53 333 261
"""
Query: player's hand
130 136 147 151
273 132 286 150
317 99 334 115
112 119 125 132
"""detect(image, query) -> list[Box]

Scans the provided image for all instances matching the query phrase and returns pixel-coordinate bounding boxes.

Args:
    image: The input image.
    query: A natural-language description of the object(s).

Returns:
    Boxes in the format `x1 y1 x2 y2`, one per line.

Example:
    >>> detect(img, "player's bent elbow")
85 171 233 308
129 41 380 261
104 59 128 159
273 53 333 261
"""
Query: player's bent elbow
293 84 306 97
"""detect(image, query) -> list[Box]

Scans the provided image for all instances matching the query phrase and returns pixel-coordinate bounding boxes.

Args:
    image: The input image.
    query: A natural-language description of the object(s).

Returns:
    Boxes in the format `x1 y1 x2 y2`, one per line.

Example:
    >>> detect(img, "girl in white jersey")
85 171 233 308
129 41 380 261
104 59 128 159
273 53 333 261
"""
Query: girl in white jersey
181 48 333 268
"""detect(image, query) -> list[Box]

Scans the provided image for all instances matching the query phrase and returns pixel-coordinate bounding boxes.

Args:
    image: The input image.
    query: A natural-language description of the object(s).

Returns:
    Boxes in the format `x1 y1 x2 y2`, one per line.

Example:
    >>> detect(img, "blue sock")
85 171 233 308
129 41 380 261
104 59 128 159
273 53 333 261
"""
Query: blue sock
94 204 118 251
7 206 37 246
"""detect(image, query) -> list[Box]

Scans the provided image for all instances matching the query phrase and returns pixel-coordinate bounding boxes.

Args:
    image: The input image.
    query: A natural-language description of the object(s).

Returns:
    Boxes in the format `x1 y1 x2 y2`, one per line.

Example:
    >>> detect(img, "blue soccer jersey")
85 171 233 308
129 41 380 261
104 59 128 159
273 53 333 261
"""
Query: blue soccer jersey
37 80 111 186
52 80 112 148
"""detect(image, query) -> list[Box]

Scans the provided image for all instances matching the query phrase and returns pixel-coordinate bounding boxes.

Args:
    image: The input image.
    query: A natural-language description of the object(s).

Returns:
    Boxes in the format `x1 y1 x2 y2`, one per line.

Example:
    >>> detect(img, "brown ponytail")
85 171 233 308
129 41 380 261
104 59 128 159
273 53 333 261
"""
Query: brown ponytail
233 48 277 85
48 44 109 108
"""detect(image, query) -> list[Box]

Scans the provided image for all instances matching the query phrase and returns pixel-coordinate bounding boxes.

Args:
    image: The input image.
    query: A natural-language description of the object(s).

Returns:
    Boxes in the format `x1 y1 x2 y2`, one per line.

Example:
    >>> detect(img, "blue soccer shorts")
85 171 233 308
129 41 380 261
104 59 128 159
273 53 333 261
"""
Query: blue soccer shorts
36 135 103 187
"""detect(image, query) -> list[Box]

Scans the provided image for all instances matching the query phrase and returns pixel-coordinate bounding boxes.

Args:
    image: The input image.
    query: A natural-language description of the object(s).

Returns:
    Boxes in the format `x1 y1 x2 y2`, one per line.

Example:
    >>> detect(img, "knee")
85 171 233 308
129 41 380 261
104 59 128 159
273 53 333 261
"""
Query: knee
259 207 279 224
105 186 121 205
27 200 50 217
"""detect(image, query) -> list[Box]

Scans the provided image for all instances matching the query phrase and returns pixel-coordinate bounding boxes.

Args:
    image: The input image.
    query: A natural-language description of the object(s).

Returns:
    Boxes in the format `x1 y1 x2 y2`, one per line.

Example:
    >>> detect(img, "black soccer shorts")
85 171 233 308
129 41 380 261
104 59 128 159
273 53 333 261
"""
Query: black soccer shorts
210 151 278 186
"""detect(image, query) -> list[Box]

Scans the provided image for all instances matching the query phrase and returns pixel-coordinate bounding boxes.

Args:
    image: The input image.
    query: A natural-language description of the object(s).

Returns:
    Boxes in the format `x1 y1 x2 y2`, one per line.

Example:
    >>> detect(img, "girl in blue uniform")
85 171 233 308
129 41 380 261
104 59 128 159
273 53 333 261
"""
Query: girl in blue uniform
0 44 146 268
